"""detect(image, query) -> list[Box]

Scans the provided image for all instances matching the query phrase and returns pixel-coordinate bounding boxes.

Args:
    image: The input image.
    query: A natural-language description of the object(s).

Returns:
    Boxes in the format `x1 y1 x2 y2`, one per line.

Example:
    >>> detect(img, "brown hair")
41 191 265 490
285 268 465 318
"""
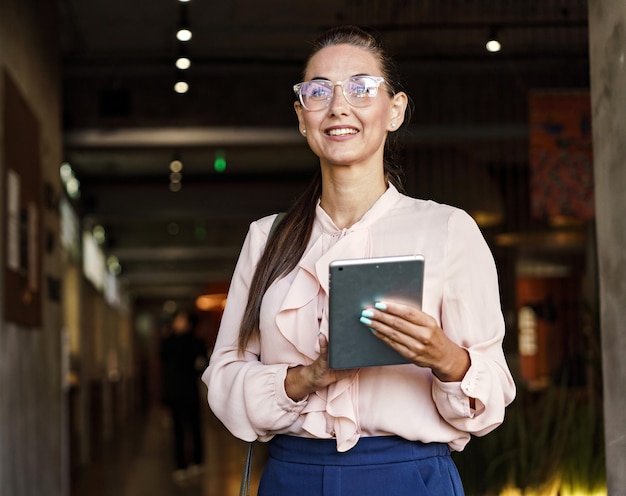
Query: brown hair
237 25 411 353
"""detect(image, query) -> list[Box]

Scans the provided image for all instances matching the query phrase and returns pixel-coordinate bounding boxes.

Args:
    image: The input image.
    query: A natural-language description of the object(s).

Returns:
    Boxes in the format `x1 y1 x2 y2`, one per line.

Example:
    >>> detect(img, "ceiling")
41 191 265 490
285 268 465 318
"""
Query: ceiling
58 0 590 309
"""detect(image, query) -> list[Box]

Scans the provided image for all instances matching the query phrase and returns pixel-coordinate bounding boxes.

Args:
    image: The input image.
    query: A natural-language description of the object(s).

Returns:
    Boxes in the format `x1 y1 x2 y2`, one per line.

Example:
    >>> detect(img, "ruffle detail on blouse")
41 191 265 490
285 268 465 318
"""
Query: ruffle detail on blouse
273 185 402 451
274 225 372 356
274 226 371 451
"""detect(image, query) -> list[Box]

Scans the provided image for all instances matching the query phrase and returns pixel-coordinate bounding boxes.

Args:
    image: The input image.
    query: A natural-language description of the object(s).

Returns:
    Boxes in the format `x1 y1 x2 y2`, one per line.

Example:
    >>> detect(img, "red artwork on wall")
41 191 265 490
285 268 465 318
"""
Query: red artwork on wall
529 91 594 221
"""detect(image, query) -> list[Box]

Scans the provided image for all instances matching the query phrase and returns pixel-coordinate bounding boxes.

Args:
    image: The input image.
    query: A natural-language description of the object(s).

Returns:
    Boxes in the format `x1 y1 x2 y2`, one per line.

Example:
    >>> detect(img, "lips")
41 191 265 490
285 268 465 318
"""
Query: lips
325 127 358 136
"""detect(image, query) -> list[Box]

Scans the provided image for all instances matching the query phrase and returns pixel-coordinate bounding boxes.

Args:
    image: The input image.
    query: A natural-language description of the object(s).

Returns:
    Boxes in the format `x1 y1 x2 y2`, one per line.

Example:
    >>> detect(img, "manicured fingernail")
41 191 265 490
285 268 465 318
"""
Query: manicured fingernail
361 310 374 318
360 316 372 326
374 302 387 310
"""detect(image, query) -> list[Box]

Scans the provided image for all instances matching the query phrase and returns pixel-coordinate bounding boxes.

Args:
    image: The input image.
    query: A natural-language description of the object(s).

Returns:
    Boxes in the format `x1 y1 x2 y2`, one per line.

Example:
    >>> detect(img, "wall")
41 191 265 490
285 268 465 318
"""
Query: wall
588 0 626 491
0 0 65 495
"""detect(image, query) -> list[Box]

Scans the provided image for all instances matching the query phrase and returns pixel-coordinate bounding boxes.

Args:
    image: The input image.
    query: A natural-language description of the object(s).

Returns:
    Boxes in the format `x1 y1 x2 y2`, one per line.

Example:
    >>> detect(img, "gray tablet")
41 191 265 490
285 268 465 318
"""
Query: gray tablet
328 255 425 370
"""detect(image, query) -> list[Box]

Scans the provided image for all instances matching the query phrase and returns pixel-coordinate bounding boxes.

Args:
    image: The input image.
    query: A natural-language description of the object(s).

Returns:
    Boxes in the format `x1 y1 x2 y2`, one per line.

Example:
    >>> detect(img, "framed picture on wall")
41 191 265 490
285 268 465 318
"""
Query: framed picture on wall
2 70 42 328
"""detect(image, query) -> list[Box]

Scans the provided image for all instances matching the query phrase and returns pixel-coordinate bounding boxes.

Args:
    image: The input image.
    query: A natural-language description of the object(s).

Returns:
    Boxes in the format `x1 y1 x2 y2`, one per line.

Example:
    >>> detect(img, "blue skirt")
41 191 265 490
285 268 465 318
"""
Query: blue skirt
258 435 465 496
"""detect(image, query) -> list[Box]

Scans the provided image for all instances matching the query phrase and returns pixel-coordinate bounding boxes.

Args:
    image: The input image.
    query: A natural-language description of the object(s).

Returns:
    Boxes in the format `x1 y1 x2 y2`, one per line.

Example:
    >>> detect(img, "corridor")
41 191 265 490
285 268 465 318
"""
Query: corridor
71 404 269 496
2 1 622 494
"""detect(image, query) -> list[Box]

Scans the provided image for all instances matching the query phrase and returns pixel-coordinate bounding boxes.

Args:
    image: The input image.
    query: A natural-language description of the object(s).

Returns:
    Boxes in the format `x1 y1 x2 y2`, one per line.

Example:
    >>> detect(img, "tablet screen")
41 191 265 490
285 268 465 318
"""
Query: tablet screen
328 255 424 369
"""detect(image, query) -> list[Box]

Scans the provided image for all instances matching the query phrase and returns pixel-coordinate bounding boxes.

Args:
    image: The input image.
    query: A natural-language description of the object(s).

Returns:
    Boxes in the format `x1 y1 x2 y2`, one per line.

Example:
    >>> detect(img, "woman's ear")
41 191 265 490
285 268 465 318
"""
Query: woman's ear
388 91 408 131
294 101 307 137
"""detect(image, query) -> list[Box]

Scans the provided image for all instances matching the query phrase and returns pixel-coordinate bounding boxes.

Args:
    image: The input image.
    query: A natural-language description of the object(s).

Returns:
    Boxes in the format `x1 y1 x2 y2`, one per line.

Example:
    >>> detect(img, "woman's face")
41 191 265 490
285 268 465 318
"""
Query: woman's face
294 44 406 171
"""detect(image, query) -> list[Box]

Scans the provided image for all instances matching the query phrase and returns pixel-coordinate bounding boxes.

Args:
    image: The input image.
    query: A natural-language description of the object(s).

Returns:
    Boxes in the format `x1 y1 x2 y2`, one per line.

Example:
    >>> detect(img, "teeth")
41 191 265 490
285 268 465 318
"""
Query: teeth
327 128 358 136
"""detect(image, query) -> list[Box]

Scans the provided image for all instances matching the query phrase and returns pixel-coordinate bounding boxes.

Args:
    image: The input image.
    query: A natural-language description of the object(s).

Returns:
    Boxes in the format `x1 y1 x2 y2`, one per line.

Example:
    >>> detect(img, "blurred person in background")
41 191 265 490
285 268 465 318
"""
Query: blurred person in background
160 308 208 483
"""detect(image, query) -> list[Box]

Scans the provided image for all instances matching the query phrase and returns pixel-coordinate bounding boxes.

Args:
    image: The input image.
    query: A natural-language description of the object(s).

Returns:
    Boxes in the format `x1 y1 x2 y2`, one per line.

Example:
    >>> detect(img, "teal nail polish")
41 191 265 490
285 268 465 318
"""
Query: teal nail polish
375 302 387 310
361 310 374 318
360 316 372 326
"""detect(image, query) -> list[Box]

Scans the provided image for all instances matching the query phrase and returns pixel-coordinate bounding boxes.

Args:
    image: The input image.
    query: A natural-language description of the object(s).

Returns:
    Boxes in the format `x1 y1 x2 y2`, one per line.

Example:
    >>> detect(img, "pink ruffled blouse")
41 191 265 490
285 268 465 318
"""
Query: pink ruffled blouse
203 185 516 452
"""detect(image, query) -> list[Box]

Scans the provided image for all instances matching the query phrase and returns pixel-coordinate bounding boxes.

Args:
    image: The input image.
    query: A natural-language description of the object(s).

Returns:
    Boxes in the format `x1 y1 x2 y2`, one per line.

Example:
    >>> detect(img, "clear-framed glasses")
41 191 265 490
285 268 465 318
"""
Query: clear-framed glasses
293 76 386 111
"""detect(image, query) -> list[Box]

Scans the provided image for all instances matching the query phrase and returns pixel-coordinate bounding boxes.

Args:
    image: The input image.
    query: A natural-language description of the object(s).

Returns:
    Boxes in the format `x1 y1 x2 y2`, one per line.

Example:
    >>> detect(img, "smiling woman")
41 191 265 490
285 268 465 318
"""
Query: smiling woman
203 25 515 496
293 37 408 199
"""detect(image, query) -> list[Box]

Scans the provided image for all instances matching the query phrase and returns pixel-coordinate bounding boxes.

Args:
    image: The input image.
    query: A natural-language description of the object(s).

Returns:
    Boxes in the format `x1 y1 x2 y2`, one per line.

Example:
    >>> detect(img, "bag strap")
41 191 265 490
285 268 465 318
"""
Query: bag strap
268 212 286 240
239 442 254 496
239 213 283 496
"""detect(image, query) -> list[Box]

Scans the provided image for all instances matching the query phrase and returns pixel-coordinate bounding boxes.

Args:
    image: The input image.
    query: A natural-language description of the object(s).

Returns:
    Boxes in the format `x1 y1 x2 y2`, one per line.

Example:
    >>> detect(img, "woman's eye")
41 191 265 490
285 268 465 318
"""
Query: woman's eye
309 86 330 99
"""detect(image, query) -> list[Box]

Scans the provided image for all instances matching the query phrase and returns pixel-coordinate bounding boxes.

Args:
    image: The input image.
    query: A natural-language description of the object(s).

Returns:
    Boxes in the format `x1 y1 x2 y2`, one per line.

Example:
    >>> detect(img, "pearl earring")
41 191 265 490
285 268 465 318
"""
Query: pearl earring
390 123 397 129
302 129 307 135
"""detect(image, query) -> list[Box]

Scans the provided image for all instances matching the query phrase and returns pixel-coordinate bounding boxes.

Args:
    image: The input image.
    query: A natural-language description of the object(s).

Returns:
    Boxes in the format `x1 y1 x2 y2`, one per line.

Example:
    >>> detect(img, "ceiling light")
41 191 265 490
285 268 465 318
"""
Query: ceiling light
176 28 192 42
486 39 501 53
60 162 81 198
176 57 191 70
106 255 122 275
486 27 501 53
174 81 189 94
163 300 177 314
92 225 106 244
66 177 81 198
60 162 73 181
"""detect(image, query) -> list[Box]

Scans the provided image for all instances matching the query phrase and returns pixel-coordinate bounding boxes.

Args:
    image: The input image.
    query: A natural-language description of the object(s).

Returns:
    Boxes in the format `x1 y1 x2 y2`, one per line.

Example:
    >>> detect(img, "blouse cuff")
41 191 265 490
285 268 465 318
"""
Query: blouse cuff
432 354 488 419
433 377 473 419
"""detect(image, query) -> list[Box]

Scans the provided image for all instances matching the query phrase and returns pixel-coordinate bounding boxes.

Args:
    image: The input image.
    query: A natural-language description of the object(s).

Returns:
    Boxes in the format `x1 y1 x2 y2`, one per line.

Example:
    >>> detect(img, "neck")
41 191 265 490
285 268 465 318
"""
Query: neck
319 166 387 229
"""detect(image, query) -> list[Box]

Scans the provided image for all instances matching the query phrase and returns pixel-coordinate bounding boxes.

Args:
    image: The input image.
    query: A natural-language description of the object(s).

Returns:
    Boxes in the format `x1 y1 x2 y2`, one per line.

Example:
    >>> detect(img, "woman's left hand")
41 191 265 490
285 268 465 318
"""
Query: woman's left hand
360 301 470 382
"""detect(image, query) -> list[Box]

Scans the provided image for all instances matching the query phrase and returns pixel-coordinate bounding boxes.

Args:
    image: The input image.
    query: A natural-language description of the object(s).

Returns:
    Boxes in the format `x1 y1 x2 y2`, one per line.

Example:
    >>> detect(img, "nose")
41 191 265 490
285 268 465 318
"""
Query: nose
327 81 350 113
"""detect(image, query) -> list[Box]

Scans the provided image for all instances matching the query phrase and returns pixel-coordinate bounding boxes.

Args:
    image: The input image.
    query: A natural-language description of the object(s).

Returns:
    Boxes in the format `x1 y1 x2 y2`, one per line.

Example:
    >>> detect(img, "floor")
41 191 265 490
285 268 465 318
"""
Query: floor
71 404 269 496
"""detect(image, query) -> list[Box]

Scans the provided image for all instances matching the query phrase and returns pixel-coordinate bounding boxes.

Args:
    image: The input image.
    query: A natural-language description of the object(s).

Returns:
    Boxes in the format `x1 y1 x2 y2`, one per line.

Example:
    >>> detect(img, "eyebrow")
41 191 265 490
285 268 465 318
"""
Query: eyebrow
308 73 372 81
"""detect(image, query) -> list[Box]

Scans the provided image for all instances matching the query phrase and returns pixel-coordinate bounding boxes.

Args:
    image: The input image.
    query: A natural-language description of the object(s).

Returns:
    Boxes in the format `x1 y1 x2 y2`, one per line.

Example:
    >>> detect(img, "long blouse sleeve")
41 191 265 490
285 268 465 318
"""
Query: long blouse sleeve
202 216 307 442
431 209 516 435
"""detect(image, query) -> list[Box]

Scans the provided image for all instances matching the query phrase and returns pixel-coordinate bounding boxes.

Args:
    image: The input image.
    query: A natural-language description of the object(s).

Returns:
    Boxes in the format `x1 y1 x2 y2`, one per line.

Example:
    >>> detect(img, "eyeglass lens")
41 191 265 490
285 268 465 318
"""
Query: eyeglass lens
297 76 383 110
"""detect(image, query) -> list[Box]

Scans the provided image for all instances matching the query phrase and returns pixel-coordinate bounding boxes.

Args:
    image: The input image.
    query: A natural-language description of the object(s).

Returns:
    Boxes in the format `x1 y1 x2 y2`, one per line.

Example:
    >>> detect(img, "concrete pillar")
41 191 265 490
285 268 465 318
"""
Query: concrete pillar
587 1 626 492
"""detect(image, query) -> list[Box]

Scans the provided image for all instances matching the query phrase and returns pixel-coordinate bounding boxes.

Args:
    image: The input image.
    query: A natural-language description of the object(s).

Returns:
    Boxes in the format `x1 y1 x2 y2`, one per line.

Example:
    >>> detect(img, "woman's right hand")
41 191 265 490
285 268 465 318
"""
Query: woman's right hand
284 333 354 401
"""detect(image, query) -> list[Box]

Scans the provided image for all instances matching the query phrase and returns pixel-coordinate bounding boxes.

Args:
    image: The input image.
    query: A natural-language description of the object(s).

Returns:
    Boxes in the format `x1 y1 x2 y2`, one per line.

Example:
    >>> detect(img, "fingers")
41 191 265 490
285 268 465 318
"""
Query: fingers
360 301 435 340
309 333 357 387
371 300 434 327
359 300 441 366
318 332 329 351
361 307 416 352
318 333 356 373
